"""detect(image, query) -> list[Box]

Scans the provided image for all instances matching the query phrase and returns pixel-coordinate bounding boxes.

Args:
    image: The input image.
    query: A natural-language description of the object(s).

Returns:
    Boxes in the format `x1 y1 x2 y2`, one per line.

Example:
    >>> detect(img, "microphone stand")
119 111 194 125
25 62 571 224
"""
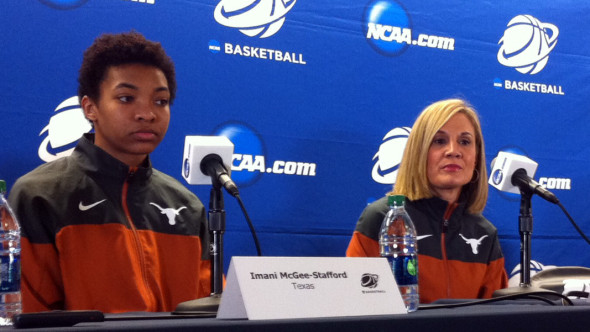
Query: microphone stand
174 180 225 314
208 181 225 298
493 189 560 299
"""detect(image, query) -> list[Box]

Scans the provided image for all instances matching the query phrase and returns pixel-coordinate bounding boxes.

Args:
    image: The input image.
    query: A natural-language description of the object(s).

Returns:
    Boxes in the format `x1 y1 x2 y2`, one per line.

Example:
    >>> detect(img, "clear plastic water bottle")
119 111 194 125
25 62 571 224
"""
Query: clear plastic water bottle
0 180 21 325
379 195 419 312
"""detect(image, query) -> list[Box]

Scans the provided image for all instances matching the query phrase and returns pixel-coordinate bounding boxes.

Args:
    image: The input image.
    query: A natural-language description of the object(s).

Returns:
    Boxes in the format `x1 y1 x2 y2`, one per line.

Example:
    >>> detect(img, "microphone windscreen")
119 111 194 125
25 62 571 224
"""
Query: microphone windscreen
182 136 234 185
488 151 538 194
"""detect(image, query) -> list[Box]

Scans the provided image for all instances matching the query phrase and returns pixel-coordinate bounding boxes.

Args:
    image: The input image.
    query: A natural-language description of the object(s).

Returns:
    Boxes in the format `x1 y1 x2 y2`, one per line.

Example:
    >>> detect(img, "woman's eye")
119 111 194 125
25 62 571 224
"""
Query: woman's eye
433 138 446 145
156 99 169 106
118 96 133 103
460 139 472 146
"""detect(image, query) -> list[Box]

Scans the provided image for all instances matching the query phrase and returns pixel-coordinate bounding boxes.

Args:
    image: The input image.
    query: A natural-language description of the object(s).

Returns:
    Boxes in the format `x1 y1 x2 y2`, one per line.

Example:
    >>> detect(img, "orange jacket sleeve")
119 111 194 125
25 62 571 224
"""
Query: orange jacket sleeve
346 231 380 257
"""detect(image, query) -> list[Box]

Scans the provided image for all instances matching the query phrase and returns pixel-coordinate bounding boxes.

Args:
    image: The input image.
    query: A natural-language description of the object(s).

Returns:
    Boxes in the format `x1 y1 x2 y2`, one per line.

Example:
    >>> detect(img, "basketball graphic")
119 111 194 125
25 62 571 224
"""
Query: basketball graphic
214 0 297 38
38 96 92 162
372 127 411 184
497 15 559 74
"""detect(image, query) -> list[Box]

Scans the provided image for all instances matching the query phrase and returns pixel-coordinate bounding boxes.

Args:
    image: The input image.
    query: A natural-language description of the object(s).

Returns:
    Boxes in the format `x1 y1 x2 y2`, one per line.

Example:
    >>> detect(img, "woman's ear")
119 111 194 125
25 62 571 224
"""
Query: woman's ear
81 96 98 122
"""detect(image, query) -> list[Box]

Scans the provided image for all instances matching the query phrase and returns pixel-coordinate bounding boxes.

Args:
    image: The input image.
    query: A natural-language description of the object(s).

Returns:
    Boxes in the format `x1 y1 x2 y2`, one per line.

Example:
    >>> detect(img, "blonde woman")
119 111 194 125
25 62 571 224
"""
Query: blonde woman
347 99 508 303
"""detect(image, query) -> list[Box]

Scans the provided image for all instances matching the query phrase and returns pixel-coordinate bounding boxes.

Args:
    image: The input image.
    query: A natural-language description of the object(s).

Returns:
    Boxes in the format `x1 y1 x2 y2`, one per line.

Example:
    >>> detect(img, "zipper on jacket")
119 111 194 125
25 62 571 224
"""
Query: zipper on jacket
441 202 458 298
122 166 157 310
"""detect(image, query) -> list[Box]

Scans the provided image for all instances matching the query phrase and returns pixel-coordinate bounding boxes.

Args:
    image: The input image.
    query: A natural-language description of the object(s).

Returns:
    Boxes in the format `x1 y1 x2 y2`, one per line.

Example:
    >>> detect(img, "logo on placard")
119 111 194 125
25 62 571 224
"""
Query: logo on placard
38 96 93 162
372 127 411 184
360 273 379 288
38 0 89 9
213 121 317 187
363 0 455 56
214 0 297 38
498 15 559 75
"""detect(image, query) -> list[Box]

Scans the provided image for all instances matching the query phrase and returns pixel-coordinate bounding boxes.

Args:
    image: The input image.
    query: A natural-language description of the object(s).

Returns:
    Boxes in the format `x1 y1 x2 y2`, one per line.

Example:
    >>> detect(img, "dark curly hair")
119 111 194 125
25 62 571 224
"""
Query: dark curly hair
77 31 176 104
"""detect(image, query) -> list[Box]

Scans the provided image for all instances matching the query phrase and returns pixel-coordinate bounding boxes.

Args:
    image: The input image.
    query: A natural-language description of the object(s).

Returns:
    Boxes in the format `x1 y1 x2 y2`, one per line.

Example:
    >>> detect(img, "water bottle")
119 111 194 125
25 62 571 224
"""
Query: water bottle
0 180 21 325
379 195 419 312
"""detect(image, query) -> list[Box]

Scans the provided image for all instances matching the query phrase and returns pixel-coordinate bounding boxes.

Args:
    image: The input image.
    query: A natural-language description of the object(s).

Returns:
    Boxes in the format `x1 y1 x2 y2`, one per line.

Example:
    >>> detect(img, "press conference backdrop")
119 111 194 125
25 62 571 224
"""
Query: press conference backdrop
1 0 589 282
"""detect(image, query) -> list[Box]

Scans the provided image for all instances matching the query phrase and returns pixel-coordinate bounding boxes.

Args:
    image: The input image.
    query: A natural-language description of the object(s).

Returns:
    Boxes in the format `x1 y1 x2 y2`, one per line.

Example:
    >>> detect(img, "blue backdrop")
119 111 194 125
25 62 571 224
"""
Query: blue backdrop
2 0 590 283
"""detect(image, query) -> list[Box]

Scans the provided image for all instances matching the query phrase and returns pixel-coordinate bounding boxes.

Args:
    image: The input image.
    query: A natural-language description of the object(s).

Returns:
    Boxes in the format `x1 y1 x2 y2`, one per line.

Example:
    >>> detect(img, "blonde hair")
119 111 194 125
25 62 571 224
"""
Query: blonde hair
392 99 488 214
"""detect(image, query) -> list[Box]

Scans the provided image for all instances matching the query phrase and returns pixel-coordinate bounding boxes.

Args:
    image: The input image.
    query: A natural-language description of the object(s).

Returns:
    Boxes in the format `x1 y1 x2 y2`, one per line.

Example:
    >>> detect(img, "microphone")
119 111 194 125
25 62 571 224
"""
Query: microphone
489 151 559 204
182 136 239 197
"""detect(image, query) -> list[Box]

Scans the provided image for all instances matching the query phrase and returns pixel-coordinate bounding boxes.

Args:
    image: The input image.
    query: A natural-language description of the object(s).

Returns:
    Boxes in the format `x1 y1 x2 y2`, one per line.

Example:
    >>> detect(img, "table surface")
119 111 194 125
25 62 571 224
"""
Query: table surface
2 299 590 332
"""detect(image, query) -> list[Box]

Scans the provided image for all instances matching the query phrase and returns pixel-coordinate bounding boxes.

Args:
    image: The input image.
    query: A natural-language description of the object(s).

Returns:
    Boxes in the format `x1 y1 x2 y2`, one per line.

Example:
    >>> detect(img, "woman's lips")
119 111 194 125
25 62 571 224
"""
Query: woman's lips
132 130 157 140
442 164 462 171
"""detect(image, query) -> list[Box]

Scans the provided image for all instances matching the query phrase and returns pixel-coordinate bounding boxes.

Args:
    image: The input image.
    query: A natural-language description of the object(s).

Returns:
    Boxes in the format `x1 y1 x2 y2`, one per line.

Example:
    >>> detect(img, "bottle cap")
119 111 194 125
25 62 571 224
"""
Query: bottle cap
387 195 405 206
0 180 5 195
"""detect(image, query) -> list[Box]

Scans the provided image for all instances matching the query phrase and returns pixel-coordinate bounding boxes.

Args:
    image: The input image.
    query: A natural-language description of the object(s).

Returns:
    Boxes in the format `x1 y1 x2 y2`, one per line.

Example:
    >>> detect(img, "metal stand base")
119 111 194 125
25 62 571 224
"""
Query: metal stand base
173 294 221 315
493 285 560 297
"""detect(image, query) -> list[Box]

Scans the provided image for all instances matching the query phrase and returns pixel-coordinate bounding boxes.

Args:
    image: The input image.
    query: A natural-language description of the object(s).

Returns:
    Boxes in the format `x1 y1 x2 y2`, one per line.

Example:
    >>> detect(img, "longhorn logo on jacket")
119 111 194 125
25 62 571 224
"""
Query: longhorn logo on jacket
149 203 187 225
459 234 488 254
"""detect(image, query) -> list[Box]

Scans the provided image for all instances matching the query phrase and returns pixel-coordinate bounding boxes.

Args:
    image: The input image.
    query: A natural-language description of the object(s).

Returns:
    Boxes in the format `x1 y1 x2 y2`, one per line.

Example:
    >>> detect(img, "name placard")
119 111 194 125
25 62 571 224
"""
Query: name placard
216 256 407 320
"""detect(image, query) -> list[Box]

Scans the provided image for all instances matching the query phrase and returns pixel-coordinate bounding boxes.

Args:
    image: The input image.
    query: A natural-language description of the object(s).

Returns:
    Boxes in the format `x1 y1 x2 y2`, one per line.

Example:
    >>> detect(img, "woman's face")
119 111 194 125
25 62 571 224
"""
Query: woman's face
426 113 477 202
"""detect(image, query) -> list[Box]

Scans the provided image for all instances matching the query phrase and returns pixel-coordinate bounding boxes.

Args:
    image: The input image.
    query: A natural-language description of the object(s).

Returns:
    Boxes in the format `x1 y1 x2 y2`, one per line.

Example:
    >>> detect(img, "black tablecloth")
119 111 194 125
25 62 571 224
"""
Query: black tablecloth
3 300 590 332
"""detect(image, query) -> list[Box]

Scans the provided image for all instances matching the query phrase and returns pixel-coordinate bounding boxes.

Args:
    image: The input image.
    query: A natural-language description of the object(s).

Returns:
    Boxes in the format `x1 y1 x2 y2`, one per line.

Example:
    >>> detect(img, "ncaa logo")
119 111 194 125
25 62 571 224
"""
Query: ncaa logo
213 122 265 186
208 40 222 54
497 15 559 74
363 0 411 56
493 78 503 90
372 127 411 184
38 0 89 9
491 169 504 186
183 158 190 179
213 121 316 186
183 145 191 179
39 96 92 162
214 0 297 38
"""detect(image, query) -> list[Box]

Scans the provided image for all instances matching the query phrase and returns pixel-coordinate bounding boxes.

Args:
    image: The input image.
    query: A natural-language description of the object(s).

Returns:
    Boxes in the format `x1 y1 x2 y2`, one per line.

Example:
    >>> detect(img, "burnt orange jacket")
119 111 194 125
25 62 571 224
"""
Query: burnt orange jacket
10 134 212 313
347 196 508 303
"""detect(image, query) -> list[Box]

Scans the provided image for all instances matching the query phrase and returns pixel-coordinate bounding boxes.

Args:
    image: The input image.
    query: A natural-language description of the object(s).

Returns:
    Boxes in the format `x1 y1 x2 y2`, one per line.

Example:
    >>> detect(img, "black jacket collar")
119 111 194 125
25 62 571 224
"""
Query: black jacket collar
73 133 153 182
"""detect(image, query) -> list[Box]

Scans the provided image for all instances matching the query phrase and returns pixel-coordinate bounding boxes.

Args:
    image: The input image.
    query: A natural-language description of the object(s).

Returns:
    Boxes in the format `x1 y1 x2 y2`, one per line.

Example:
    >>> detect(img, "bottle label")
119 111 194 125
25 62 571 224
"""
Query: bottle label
386 256 418 286
0 254 20 292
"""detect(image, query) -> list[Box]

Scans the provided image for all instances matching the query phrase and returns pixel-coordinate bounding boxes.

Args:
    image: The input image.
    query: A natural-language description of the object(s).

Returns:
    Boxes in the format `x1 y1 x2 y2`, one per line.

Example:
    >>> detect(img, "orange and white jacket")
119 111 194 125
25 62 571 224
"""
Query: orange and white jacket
9 134 212 313
347 196 508 303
